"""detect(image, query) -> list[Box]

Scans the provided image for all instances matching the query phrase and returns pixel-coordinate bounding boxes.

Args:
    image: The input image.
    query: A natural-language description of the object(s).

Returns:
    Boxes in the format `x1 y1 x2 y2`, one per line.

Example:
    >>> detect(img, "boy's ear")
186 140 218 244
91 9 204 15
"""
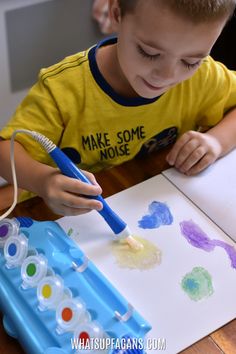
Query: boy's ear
108 0 122 31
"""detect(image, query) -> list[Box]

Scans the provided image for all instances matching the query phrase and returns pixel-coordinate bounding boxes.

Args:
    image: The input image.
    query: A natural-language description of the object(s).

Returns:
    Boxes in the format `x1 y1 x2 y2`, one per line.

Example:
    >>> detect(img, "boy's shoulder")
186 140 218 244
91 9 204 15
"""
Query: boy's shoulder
38 47 92 82
189 55 235 87
197 55 234 75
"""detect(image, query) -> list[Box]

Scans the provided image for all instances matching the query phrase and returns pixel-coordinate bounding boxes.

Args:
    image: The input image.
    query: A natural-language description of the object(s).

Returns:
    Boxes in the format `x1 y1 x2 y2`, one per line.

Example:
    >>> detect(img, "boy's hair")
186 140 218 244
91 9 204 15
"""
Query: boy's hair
118 0 236 22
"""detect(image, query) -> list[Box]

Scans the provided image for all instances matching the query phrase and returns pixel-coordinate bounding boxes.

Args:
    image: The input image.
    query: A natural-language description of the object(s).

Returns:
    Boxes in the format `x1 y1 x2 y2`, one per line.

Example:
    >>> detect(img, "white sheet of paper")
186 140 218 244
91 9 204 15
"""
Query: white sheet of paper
163 148 236 242
58 174 236 354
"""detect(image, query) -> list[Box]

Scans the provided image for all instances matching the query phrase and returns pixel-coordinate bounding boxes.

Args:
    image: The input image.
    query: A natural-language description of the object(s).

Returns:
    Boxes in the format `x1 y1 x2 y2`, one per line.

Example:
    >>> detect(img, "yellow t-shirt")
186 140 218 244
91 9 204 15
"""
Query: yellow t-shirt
1 37 236 201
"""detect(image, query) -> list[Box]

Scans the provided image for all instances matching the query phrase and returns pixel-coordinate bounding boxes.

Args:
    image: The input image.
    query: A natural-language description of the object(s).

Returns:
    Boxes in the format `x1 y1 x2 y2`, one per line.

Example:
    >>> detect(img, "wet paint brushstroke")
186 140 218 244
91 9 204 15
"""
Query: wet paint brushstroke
138 201 173 229
180 220 236 269
181 267 214 301
111 236 162 271
67 228 73 237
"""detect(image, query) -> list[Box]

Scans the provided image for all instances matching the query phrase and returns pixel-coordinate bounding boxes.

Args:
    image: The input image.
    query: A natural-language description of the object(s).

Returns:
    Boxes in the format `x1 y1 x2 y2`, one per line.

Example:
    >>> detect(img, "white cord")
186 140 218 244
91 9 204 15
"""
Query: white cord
0 129 56 221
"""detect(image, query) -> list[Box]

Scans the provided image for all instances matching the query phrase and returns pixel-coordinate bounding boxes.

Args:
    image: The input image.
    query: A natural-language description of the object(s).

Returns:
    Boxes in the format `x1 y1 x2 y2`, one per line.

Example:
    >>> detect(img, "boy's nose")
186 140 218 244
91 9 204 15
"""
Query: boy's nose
151 64 176 82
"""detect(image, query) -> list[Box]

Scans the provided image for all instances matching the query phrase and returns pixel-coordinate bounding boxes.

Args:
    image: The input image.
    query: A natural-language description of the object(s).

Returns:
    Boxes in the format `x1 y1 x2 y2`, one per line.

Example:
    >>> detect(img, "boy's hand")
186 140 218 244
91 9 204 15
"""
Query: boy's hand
41 169 103 216
166 130 222 175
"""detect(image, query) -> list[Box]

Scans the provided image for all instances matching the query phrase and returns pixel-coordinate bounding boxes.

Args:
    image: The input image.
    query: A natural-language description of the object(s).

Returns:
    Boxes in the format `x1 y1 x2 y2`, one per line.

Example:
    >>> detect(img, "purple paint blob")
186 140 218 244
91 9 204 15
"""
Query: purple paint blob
180 220 236 269
213 240 236 268
0 225 8 238
180 220 214 251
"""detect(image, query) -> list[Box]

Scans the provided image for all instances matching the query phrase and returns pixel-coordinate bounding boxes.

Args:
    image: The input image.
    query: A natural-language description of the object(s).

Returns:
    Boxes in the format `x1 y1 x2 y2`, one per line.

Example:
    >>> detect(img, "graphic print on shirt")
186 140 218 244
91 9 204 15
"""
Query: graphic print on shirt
81 125 147 161
62 126 178 165
136 127 178 157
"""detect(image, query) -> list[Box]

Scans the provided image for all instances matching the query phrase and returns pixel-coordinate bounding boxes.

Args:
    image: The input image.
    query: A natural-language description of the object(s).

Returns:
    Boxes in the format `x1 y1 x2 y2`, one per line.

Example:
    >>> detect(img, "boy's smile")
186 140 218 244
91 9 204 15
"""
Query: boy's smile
97 0 227 99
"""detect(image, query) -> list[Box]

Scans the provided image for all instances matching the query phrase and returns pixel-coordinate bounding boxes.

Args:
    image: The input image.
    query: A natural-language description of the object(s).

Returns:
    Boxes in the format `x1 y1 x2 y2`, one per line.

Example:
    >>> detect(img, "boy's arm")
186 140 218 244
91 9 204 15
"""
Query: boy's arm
0 140 103 215
166 107 236 175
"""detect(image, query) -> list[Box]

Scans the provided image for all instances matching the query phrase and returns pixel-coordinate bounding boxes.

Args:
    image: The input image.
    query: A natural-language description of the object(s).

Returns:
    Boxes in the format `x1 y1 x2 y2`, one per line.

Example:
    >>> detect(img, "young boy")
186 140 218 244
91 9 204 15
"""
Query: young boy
1 0 236 216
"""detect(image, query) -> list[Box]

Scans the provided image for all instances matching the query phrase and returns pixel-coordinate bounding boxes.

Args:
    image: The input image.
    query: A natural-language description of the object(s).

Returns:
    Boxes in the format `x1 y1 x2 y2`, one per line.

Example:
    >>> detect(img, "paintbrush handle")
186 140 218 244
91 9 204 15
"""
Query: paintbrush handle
49 147 131 238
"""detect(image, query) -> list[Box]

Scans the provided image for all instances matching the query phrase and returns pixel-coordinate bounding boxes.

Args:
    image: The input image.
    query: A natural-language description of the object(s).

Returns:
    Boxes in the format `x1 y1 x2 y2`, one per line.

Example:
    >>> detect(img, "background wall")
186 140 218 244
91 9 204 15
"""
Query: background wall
0 0 103 186
0 0 103 129
211 13 236 70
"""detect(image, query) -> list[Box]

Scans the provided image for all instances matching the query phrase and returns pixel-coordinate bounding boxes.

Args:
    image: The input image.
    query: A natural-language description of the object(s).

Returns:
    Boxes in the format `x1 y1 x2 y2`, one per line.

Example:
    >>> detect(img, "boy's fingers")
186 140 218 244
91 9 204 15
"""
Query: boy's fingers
185 154 213 175
82 170 101 187
166 133 192 165
61 176 102 196
61 191 103 211
175 140 200 168
178 145 206 172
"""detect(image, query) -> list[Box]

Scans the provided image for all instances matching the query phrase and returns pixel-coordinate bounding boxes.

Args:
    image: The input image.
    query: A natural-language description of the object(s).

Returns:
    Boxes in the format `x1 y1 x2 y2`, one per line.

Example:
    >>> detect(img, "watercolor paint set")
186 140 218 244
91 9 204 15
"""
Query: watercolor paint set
0 217 151 354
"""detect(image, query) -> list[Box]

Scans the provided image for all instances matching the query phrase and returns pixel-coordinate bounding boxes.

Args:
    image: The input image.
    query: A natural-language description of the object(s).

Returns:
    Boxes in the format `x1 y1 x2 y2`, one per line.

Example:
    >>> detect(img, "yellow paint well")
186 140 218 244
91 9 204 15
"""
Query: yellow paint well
42 284 52 298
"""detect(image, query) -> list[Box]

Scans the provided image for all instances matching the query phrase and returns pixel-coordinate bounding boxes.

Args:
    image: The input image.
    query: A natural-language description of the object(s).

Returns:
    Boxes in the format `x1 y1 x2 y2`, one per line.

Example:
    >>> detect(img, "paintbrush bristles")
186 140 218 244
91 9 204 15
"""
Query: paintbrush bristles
125 235 144 251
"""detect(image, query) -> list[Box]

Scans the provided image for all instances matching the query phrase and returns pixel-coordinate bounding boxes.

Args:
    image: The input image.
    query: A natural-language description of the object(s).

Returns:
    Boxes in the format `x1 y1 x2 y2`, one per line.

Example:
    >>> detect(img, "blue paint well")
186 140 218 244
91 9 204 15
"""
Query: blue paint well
138 201 173 229
8 243 17 257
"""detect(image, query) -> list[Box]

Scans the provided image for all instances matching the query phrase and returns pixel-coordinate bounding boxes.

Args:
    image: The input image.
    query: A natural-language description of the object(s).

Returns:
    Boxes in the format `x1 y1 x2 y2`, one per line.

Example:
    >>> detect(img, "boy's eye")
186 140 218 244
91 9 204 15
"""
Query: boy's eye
182 60 201 70
137 45 160 61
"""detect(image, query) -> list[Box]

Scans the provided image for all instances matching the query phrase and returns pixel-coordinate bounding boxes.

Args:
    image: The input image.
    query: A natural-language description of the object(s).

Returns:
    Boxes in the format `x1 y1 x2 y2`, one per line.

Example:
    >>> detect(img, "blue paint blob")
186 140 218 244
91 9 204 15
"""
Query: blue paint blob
138 201 173 229
8 243 17 257
138 215 158 229
185 278 199 291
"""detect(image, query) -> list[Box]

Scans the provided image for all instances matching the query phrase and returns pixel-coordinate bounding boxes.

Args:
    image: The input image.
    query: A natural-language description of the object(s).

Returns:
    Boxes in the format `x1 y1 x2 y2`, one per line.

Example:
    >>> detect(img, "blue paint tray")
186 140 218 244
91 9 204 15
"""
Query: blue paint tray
0 217 151 354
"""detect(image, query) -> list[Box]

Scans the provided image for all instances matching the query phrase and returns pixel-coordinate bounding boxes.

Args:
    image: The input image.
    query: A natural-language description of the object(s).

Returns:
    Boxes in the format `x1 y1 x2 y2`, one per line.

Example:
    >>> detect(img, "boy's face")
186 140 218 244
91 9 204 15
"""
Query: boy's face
110 0 227 99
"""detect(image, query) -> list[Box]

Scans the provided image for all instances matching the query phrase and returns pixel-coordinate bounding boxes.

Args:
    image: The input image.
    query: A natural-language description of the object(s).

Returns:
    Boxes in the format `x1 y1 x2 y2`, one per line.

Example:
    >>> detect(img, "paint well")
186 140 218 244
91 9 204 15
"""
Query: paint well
79 331 90 344
26 263 37 277
8 243 17 257
0 225 8 238
62 307 73 322
42 284 52 299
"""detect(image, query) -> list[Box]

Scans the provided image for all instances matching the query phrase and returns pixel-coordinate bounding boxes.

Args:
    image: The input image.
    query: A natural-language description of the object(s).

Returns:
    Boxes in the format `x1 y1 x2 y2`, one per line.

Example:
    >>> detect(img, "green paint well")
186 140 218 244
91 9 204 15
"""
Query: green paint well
26 263 37 277
181 267 214 301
